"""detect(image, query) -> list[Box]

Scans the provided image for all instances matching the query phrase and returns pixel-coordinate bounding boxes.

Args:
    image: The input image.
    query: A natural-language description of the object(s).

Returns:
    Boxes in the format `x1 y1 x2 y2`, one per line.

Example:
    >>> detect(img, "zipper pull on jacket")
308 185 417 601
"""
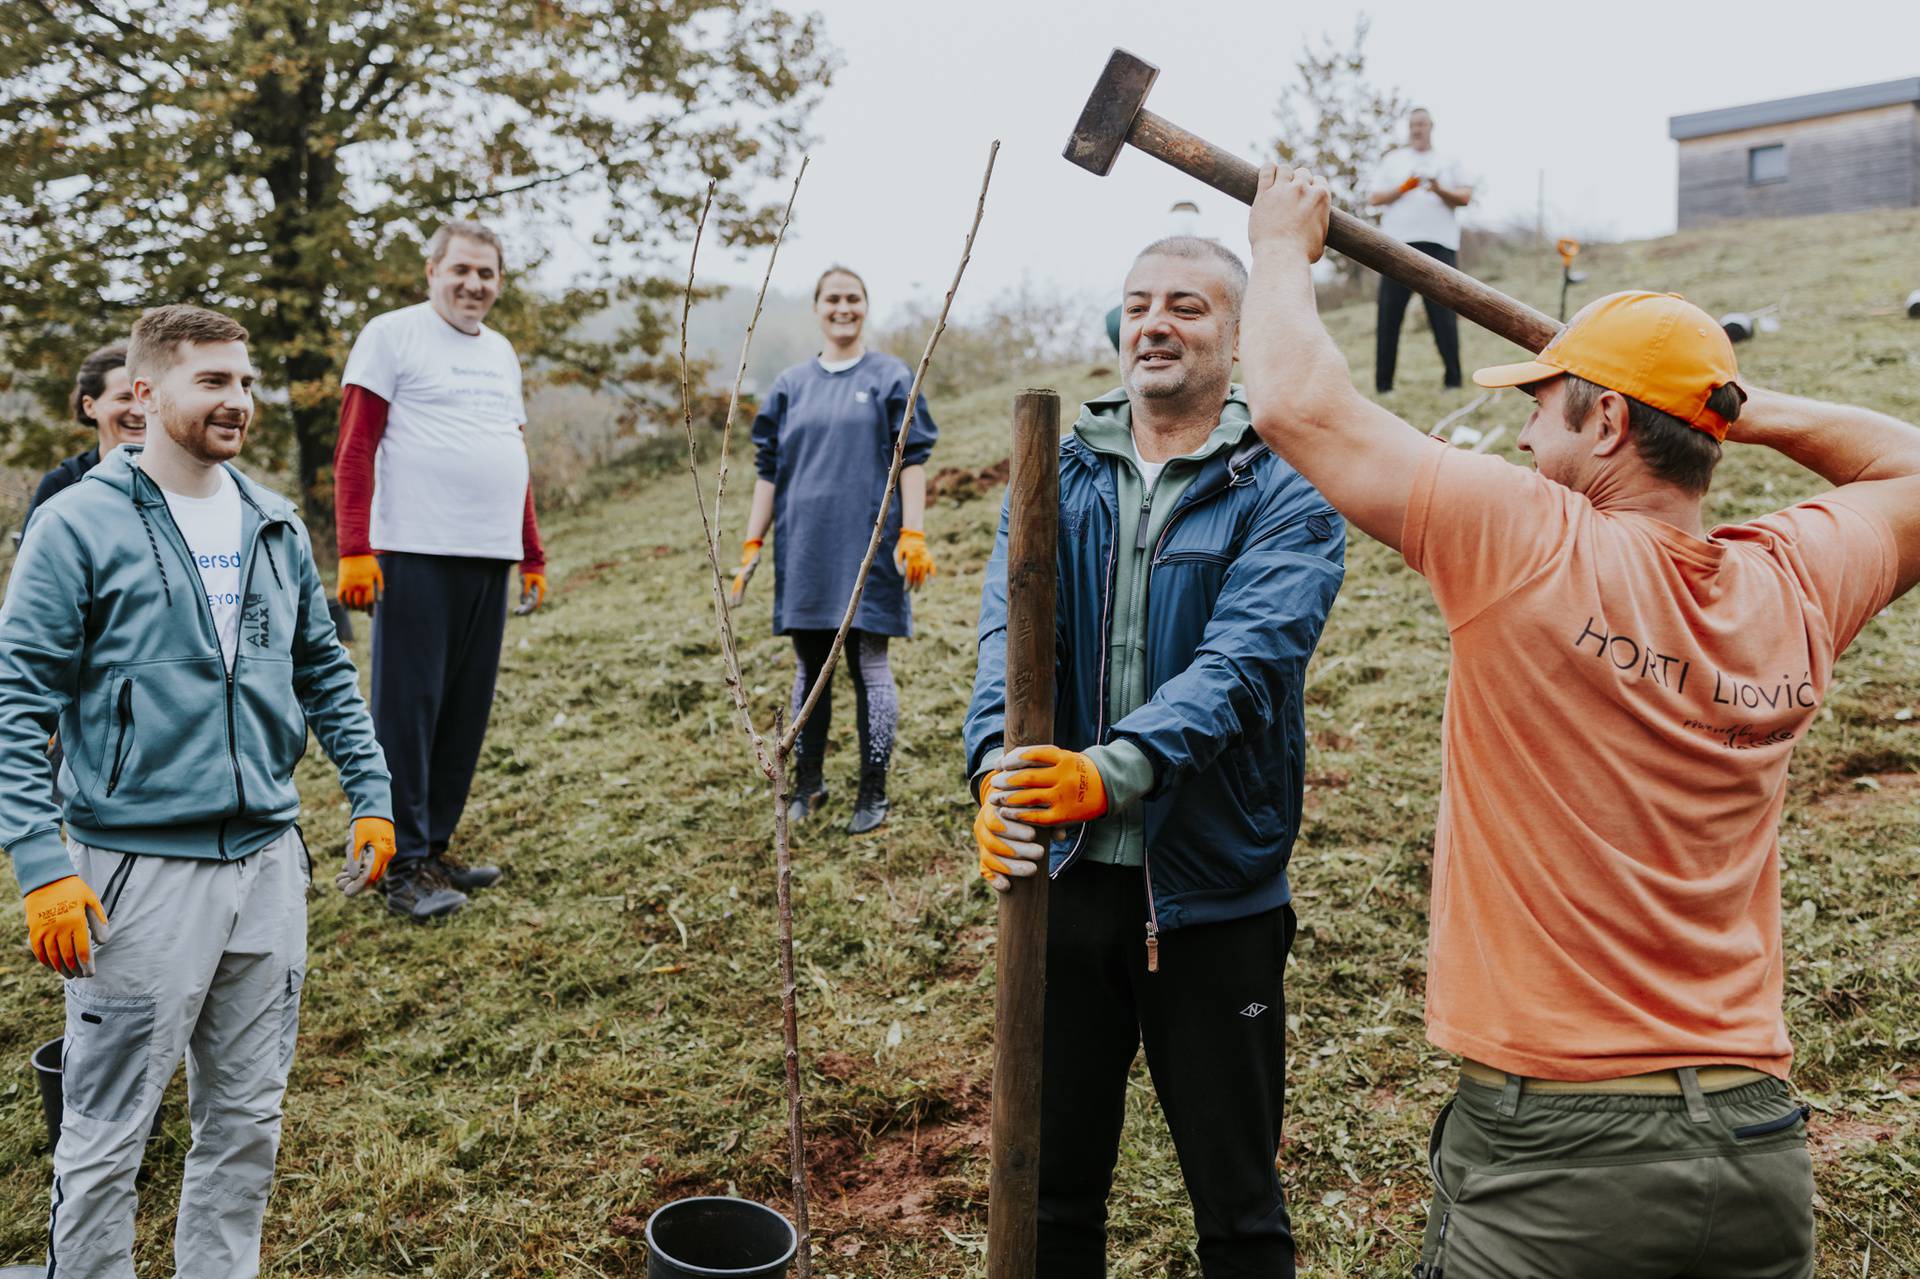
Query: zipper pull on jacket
1145 919 1160 973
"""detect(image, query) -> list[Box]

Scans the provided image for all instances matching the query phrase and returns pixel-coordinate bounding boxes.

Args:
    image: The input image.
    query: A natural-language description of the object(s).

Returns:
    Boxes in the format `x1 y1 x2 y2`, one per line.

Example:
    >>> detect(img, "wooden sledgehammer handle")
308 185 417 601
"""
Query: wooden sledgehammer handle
1128 109 1562 354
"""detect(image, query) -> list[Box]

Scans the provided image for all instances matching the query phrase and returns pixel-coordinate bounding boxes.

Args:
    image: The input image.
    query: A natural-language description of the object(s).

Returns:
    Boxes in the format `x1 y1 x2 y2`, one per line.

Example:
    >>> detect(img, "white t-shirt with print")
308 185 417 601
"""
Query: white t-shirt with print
162 467 245 669
1369 147 1472 251
342 302 530 561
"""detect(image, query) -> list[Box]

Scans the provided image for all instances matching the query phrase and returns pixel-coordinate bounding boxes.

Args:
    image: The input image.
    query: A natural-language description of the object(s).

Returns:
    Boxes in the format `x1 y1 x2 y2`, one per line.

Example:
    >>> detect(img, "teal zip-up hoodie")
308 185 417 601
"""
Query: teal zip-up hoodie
0 447 392 895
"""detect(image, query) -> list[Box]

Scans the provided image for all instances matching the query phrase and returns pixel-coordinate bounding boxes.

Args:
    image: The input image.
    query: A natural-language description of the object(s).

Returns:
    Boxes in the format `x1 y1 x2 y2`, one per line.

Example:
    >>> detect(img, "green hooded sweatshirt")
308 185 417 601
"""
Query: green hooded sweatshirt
1069 386 1258 867
0 447 391 895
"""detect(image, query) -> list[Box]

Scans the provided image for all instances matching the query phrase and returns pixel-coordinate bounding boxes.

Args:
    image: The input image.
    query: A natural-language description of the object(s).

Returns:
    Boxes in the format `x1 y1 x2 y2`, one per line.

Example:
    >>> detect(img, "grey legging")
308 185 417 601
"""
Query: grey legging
788 628 897 783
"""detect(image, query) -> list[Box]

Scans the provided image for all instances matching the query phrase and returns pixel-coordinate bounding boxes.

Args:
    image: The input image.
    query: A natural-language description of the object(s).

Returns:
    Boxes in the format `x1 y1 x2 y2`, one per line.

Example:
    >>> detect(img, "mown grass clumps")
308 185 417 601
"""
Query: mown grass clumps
1 207 1917 1275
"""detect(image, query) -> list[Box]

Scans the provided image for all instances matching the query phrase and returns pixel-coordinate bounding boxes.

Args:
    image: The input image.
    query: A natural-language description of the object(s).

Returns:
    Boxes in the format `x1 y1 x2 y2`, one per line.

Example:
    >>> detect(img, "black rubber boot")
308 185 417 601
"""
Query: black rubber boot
380 859 468 921
787 748 827 826
847 764 890 834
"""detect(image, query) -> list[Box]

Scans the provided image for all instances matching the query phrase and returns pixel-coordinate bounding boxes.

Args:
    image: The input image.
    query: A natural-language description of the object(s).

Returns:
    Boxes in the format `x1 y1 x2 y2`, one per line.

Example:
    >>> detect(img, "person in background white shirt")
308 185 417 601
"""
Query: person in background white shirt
1368 108 1474 392
331 220 547 921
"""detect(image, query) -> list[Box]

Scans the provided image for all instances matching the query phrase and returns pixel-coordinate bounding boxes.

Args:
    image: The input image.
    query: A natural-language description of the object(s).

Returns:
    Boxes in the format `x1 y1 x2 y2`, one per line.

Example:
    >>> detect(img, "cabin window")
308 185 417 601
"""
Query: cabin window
1748 144 1787 185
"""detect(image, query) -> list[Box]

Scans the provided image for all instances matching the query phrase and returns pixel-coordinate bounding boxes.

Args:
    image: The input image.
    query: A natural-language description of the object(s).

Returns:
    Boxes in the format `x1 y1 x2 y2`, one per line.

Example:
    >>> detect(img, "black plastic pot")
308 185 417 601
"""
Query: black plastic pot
31 1038 63 1151
31 1036 163 1151
645 1197 796 1278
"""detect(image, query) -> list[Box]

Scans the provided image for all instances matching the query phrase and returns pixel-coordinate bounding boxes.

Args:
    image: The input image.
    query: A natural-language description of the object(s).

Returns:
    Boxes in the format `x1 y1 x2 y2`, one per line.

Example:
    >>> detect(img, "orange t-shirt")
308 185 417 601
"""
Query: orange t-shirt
1402 443 1899 1080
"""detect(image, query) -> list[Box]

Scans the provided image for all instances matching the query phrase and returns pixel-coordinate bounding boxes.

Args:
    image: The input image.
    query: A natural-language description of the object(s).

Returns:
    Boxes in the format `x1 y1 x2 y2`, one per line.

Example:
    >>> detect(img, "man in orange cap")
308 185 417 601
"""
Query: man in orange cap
1239 165 1920 1276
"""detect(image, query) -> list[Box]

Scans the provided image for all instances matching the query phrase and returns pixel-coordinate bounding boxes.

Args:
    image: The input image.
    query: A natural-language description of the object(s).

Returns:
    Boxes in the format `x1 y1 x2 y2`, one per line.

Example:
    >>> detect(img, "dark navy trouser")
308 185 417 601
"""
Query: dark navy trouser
372 552 511 862
1376 240 1463 391
1039 861 1298 1278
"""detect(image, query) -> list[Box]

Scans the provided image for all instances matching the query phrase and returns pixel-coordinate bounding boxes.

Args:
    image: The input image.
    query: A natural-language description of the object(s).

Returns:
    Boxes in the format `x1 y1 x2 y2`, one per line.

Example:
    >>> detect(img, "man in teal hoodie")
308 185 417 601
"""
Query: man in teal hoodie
0 304 394 1278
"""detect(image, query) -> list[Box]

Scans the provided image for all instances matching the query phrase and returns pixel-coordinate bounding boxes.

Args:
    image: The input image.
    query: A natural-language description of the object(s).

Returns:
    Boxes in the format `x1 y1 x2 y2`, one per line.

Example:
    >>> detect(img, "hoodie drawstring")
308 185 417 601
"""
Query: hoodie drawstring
132 502 173 606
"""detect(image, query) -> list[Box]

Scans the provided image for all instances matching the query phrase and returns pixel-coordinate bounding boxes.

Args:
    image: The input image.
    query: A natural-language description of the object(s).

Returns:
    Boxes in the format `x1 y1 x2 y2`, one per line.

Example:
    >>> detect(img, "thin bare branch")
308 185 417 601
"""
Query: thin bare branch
712 159 808 524
679 160 808 776
780 139 1001 754
676 182 769 769
769 707 813 1279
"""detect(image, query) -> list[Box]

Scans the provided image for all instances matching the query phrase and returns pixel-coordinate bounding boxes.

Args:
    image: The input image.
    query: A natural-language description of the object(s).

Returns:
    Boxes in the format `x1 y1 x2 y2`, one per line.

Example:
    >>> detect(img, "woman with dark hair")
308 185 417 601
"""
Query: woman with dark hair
730 266 939 834
22 341 146 529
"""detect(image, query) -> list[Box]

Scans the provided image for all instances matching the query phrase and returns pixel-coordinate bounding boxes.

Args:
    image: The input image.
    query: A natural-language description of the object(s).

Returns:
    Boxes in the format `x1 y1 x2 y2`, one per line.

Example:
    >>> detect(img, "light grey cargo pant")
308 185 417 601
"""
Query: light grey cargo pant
48 827 309 1279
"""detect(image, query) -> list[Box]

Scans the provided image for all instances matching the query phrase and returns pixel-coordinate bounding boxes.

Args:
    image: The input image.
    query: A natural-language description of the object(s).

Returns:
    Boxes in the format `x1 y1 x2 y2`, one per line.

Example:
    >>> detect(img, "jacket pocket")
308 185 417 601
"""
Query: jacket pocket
233 656 306 813
63 987 157 1123
83 656 235 827
105 678 135 797
277 964 306 1078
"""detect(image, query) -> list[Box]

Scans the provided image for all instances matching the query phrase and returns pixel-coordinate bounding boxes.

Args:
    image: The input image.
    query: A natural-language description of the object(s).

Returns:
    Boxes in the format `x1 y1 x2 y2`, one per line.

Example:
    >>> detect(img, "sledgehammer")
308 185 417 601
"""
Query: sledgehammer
1065 48 1560 354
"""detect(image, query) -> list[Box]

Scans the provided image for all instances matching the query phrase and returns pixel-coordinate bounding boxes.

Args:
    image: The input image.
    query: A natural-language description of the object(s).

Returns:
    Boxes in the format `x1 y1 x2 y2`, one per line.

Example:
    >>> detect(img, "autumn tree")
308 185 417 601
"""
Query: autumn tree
0 0 832 538
1266 14 1408 279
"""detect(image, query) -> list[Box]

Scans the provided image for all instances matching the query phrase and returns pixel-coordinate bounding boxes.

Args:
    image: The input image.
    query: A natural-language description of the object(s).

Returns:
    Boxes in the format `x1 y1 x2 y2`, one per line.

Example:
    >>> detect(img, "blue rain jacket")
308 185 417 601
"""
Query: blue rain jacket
752 353 938 637
964 391 1346 934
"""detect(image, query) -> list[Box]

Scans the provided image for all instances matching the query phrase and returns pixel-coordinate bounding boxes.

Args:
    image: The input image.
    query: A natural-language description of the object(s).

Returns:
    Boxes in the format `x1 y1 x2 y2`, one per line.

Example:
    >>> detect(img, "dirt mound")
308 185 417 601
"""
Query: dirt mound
928 458 1009 504
808 1080 989 1232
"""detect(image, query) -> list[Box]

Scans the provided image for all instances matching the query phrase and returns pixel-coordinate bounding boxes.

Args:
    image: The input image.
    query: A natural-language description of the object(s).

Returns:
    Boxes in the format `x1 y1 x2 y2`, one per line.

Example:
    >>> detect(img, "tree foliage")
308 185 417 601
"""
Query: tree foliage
1266 15 1408 278
0 0 833 535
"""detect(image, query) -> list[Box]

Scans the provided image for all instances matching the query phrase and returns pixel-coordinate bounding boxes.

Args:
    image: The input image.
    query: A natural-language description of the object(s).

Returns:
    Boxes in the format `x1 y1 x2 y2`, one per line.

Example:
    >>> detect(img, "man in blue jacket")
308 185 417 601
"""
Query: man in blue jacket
965 237 1346 1278
0 304 394 1278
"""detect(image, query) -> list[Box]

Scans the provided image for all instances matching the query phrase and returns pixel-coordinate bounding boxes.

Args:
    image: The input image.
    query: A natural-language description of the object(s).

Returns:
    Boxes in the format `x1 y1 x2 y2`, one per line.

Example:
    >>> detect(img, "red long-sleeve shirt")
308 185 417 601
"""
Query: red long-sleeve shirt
333 385 545 574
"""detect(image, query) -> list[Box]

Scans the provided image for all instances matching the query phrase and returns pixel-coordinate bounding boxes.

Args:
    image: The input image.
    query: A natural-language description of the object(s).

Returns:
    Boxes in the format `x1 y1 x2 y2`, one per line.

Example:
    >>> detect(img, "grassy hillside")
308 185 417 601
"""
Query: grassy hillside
2 206 1918 1276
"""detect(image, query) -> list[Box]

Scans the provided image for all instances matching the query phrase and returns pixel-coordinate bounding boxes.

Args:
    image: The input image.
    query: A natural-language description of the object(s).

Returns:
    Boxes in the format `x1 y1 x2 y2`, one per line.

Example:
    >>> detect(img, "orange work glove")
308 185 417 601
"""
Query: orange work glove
24 875 109 979
336 816 397 897
729 538 763 608
894 529 936 591
518 569 547 613
337 554 383 611
972 770 1044 893
988 744 1110 826
1397 174 1422 195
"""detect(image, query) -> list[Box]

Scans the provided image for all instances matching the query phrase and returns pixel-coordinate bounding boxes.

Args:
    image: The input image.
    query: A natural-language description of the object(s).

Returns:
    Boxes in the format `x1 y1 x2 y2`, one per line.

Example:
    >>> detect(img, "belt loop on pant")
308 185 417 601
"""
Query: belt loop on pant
1497 1072 1523 1119
1677 1067 1711 1123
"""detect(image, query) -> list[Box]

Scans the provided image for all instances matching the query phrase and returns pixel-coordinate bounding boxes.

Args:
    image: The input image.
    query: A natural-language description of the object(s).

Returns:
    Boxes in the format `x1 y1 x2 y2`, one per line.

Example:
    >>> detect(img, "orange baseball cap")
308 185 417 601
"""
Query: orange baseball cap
1473 291 1746 440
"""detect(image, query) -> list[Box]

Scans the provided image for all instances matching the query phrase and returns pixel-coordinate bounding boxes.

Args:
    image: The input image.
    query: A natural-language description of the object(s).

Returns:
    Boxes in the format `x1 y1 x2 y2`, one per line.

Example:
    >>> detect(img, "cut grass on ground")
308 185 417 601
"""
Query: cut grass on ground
2 207 1918 1275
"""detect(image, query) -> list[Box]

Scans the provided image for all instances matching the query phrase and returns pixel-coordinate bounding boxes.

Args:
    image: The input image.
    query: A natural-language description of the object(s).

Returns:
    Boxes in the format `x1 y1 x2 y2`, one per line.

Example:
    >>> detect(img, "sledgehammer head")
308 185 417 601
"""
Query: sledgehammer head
1063 49 1160 176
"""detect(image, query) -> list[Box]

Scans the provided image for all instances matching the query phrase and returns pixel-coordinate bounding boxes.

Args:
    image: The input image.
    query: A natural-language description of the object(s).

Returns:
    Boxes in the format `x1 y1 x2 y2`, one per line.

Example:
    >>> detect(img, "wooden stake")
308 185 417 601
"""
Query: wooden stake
986 389 1060 1279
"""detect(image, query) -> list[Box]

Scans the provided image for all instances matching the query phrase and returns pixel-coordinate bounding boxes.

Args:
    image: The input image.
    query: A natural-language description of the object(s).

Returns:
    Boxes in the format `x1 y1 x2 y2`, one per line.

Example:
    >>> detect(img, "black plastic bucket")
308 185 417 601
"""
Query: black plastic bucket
30 1036 163 1151
645 1197 796 1278
31 1038 63 1150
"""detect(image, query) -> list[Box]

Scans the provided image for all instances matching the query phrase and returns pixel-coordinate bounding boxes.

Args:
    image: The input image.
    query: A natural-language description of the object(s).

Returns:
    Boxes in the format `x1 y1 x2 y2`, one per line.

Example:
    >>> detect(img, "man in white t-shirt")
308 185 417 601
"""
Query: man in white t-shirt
1367 107 1474 393
333 220 548 921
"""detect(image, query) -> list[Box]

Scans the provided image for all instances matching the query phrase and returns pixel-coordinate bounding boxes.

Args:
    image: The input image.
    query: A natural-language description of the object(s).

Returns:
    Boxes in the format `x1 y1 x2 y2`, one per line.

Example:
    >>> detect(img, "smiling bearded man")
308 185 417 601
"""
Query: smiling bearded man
0 304 393 1278
964 237 1346 1277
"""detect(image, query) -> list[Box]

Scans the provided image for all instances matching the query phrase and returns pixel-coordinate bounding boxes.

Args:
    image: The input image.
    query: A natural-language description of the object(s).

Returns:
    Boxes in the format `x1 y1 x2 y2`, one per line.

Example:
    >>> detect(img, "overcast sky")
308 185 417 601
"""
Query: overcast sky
550 0 1920 324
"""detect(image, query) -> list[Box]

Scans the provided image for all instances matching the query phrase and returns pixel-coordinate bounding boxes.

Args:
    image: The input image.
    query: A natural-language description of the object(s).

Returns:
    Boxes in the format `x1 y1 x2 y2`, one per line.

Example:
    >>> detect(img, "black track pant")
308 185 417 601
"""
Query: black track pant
787 628 897 781
371 552 511 863
1039 861 1299 1278
1376 240 1463 391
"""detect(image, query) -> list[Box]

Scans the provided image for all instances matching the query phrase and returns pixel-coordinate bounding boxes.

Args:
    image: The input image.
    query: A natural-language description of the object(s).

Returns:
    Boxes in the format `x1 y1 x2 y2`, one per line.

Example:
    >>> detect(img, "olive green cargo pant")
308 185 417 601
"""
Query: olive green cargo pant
1416 1071 1813 1278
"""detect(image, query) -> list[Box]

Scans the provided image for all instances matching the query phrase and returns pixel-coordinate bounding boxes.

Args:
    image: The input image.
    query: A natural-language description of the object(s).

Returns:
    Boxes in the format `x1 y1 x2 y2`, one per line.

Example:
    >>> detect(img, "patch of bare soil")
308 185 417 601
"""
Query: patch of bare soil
561 559 623 592
1808 1117 1897 1163
928 458 1010 504
1808 771 1920 818
809 1080 989 1231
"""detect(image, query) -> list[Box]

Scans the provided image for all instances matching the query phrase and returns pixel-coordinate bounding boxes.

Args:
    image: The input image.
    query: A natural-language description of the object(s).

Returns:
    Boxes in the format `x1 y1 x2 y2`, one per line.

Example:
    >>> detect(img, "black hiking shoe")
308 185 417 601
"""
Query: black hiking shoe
380 860 467 921
847 766 890 835
786 786 828 826
788 747 827 825
430 851 501 891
